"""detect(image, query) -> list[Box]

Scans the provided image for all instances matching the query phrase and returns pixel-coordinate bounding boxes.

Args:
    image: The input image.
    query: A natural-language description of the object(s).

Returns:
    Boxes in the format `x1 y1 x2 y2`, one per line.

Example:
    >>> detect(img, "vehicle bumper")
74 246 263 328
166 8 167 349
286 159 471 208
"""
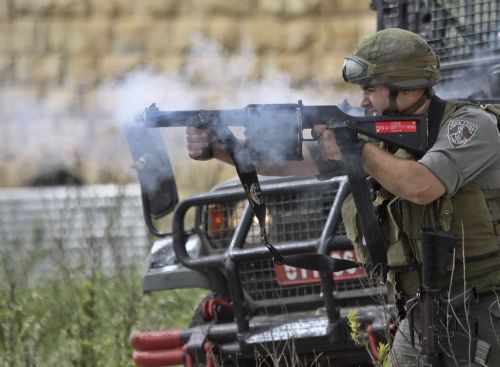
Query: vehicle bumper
131 304 395 366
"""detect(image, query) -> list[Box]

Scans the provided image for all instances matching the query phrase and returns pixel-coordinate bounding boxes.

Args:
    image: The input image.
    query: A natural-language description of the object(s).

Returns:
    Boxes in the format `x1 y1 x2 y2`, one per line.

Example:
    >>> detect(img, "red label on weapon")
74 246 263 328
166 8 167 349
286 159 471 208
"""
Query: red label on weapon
375 120 417 134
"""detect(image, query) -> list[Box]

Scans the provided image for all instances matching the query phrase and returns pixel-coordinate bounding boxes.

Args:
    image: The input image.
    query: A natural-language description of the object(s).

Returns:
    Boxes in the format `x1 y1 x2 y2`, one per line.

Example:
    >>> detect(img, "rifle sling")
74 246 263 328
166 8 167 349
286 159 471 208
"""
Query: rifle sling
427 94 448 149
213 125 358 273
210 124 283 264
221 97 443 276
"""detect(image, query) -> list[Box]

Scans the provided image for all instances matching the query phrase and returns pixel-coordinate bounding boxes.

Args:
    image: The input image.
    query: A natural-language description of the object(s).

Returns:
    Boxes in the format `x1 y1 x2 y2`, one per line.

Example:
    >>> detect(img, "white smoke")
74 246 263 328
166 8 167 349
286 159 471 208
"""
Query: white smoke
93 35 345 181
98 35 334 117
0 34 348 186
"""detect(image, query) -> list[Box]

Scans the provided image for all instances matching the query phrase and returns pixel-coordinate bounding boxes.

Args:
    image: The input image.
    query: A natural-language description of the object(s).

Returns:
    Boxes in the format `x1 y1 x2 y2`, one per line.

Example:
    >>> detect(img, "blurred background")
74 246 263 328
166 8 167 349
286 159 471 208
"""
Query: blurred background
0 1 376 366
0 0 375 187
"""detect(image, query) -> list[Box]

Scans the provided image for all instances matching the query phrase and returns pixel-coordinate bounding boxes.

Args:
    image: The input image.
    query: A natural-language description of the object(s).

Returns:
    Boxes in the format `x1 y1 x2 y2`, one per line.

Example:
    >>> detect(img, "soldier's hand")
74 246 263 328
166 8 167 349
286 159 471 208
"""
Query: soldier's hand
312 125 342 161
186 126 219 160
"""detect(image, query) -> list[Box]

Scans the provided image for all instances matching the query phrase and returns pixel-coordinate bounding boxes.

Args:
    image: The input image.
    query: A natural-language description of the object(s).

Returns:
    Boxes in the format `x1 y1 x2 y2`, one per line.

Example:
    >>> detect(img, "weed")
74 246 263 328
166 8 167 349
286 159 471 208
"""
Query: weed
0 184 204 366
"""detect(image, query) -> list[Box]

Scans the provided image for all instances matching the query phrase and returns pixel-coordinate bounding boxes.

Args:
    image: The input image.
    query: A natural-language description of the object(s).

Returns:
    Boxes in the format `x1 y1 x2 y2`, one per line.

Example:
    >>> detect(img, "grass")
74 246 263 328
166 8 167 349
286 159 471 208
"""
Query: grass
0 167 220 366
0 228 207 367
0 123 241 364
0 258 205 367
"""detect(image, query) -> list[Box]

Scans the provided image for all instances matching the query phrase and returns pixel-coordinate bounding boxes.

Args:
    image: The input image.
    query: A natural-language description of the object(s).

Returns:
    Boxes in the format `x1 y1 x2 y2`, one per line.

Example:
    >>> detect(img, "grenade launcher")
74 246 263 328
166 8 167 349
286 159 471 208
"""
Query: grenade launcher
129 100 429 275
142 100 428 161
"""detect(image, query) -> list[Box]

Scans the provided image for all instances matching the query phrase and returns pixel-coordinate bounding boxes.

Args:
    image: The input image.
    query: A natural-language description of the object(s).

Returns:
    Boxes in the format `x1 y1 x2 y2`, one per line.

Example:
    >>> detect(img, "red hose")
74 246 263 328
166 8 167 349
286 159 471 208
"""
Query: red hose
183 345 194 367
204 341 214 367
133 349 183 366
130 330 183 351
202 299 233 320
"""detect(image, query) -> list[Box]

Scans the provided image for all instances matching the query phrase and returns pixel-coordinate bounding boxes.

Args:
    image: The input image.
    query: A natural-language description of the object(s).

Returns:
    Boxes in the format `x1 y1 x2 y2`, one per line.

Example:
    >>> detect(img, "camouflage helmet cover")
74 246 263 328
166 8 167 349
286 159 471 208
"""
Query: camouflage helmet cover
343 28 440 90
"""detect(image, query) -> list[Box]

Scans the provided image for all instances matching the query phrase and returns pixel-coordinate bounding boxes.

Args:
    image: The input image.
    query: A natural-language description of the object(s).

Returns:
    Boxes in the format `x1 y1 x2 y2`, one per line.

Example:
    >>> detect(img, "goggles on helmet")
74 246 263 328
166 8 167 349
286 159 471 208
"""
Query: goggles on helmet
342 54 440 88
342 56 374 84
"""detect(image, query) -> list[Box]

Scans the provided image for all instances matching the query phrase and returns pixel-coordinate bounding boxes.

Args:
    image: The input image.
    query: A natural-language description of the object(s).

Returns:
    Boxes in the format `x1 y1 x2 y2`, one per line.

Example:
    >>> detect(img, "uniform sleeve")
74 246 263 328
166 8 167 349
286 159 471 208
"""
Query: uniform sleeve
418 107 499 196
304 141 345 180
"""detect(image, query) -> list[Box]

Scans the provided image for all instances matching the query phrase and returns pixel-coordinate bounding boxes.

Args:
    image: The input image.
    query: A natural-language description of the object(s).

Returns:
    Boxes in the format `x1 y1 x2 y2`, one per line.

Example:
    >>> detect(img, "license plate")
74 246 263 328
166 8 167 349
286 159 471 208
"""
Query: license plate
274 250 365 286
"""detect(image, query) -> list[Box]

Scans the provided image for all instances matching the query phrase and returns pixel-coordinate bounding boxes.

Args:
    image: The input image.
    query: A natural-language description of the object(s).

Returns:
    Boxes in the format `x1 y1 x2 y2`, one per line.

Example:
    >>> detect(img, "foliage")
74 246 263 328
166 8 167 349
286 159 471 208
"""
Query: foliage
0 257 204 367
0 269 205 366
347 308 393 367
0 136 241 365
347 308 362 344
0 184 206 367
377 342 392 367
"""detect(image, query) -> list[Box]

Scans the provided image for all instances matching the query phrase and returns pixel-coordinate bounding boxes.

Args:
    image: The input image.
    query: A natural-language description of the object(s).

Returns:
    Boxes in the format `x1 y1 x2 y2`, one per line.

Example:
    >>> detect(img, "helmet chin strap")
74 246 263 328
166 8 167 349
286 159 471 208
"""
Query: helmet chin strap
385 88 399 115
383 88 432 116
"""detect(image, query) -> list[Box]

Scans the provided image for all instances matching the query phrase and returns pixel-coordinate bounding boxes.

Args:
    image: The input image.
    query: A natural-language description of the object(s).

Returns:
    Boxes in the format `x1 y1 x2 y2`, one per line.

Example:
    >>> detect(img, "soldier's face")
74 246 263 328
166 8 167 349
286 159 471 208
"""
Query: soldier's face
359 85 390 116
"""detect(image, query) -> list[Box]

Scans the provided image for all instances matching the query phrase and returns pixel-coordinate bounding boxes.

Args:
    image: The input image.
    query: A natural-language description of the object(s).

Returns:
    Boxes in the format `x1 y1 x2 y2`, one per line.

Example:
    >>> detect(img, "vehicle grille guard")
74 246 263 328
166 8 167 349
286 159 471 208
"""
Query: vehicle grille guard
172 177 358 333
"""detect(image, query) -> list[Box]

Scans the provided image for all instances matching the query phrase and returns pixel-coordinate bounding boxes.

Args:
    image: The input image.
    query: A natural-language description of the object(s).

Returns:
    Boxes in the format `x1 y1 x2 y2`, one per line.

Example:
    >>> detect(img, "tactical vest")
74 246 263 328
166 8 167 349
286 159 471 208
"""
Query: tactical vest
342 100 500 296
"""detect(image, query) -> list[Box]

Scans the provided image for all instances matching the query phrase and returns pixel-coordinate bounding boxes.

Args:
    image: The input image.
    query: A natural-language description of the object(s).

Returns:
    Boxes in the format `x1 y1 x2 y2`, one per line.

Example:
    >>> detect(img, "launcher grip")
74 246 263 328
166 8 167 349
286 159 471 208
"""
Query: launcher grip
189 146 213 160
186 126 215 160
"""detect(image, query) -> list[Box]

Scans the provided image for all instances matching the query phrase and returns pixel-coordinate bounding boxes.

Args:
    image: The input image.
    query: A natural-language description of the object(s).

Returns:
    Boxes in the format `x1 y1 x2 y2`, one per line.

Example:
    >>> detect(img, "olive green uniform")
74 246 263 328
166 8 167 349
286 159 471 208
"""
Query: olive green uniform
391 105 500 367
307 103 500 366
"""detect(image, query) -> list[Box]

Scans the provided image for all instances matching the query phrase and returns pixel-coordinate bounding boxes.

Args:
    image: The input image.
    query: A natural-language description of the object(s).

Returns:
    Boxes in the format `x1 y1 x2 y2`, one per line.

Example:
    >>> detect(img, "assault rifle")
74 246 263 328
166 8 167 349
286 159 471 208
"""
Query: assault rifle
416 229 490 366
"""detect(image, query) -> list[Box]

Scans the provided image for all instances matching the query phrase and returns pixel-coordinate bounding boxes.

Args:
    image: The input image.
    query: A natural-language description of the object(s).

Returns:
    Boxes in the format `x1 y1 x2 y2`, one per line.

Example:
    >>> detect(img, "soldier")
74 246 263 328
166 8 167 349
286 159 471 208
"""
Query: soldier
186 28 500 366
315 27 500 367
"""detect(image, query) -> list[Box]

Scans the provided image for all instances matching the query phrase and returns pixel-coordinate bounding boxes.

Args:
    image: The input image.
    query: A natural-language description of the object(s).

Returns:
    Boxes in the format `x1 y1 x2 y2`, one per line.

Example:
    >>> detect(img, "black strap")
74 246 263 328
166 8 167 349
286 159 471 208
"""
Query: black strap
386 88 399 115
333 125 388 277
210 124 284 264
211 123 359 273
427 95 448 150
401 88 432 115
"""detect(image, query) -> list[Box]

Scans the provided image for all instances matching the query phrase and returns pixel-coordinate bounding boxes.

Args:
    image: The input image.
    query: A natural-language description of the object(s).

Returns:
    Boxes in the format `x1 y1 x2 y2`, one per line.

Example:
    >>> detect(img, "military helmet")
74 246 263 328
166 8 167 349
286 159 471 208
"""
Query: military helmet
342 28 440 90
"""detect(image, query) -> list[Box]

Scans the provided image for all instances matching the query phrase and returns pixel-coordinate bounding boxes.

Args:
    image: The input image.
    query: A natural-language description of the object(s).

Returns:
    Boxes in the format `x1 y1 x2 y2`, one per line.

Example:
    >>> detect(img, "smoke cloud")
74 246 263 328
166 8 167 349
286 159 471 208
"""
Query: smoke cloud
0 35 338 186
0 35 353 186
94 35 348 181
1 28 494 187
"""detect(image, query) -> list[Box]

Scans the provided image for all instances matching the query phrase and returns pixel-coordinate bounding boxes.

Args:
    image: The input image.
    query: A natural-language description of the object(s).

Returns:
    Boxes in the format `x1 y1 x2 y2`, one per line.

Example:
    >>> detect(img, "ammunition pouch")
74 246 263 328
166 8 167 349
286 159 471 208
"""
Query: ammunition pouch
341 194 370 264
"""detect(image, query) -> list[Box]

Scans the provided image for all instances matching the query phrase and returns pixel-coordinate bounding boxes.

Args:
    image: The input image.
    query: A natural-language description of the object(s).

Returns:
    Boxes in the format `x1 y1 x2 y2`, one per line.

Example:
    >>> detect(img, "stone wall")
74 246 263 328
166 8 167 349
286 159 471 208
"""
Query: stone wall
0 0 376 186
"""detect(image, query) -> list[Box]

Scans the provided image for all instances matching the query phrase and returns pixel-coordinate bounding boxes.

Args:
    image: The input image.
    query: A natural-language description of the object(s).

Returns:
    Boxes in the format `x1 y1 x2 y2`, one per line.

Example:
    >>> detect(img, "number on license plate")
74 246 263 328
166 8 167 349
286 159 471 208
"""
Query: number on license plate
274 250 365 286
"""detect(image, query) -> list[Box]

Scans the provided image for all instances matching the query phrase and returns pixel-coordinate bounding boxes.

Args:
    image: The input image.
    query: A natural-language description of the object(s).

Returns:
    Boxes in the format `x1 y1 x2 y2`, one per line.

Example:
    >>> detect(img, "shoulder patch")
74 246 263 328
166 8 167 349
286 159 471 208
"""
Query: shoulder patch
447 119 478 148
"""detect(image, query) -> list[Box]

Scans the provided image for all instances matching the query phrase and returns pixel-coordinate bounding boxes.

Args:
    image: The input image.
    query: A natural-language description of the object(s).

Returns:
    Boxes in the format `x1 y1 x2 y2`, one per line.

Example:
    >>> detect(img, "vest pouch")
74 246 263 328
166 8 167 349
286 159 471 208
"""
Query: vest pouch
400 200 426 264
385 197 414 268
485 197 500 243
341 194 371 264
450 184 498 260
437 197 454 232
399 198 453 265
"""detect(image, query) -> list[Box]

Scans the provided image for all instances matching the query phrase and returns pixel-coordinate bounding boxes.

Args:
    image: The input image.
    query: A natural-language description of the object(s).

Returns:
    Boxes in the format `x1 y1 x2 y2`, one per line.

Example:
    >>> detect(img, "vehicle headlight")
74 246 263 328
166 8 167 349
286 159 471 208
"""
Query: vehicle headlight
149 235 202 267
206 200 272 247
207 204 232 238
186 235 202 258
149 238 175 268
